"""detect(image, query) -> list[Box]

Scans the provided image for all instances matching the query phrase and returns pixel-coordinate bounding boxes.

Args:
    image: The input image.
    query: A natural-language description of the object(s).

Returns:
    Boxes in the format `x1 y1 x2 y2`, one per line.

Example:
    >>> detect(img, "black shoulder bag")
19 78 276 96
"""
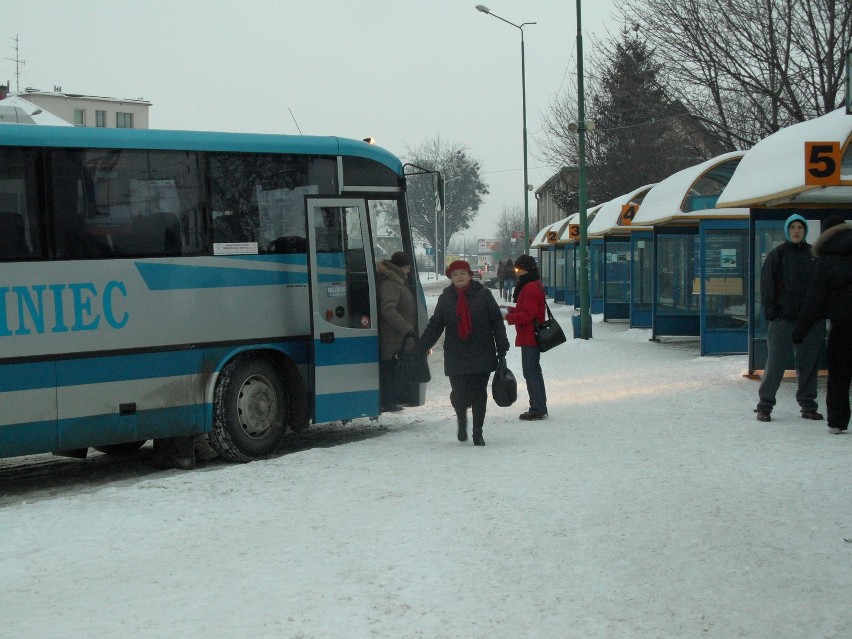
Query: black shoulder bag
534 301 567 352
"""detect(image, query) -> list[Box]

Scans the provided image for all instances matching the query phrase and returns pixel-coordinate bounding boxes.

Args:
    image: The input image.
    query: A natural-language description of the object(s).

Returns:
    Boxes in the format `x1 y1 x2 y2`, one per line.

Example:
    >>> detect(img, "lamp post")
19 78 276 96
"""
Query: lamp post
443 175 462 270
475 4 535 252
575 0 592 339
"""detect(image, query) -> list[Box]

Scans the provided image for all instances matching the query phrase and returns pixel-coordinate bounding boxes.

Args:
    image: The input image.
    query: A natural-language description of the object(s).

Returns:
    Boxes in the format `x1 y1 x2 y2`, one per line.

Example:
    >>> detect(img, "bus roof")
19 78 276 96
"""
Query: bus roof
0 124 403 175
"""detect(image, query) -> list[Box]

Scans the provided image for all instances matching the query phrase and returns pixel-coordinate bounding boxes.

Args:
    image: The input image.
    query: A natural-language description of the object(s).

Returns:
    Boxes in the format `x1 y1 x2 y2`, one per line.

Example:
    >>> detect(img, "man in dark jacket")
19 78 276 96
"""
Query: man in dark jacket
792 217 852 434
417 260 510 446
755 213 825 422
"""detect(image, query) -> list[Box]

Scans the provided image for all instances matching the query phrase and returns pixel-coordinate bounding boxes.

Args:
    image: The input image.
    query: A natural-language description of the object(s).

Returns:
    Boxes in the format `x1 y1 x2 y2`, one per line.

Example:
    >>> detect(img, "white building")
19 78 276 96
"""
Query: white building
7 85 150 128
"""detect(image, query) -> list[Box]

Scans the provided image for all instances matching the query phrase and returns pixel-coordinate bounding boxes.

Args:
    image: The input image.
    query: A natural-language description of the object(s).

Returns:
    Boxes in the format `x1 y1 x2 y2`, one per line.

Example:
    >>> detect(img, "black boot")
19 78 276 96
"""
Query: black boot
472 427 485 446
457 413 468 442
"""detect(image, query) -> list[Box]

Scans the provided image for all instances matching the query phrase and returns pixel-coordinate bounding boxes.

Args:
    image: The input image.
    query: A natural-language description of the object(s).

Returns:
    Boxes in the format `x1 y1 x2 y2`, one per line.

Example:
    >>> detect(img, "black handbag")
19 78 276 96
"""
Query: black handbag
394 338 431 384
534 301 567 352
491 357 517 407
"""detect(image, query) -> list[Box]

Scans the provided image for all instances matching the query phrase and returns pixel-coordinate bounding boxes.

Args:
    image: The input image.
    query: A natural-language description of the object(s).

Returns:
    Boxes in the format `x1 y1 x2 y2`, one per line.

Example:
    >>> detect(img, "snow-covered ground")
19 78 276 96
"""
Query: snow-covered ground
2 279 851 638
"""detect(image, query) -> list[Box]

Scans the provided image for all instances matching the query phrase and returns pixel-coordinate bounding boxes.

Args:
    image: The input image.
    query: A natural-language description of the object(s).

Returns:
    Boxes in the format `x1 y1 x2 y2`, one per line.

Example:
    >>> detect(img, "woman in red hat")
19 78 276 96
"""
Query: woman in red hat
416 260 509 446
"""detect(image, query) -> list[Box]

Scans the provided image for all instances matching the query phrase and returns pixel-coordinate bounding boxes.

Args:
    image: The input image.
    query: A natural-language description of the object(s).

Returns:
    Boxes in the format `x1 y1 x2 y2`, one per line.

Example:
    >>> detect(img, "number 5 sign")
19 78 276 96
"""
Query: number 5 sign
805 142 841 186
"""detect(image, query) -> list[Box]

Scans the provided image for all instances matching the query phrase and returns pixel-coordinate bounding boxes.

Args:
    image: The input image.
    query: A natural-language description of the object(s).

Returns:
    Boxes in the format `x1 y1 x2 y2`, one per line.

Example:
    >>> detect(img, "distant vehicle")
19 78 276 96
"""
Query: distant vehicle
0 124 428 463
472 267 483 280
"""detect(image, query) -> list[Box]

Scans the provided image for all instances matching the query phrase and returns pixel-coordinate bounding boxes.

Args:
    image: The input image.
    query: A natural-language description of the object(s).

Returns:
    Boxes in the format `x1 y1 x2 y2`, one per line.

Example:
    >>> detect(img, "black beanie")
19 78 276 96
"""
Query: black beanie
513 254 537 272
390 251 412 267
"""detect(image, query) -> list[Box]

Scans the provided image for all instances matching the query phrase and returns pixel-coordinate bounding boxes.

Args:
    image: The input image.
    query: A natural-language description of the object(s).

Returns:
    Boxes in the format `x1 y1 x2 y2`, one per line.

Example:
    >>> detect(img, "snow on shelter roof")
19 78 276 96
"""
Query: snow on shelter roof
717 107 852 208
631 151 747 226
530 220 561 248
587 184 656 236
555 213 580 243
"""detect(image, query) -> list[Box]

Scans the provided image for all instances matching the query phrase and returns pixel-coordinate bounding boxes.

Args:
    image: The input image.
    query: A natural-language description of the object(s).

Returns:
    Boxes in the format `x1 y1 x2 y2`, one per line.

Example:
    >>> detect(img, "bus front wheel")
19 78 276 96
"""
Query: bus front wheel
210 355 288 462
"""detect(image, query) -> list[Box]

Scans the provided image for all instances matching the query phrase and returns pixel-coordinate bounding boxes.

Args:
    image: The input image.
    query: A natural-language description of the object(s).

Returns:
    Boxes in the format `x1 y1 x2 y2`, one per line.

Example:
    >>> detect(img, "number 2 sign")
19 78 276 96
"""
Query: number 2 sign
805 142 841 186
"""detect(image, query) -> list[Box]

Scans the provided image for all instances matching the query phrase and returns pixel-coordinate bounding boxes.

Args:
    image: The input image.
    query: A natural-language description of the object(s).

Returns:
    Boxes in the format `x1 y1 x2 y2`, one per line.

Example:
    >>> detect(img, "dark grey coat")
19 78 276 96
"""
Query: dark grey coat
418 280 509 377
376 260 417 362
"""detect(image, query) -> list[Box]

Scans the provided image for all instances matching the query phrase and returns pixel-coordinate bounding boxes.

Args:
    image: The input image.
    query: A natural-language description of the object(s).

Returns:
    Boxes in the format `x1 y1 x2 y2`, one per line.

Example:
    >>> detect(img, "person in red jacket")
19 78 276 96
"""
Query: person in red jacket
501 254 548 420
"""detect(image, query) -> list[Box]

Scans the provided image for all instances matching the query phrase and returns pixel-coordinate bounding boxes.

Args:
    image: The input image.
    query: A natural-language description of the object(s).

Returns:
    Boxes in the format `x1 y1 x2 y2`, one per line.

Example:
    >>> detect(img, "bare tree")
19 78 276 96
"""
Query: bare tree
538 31 724 205
620 0 852 147
495 204 531 259
404 136 489 269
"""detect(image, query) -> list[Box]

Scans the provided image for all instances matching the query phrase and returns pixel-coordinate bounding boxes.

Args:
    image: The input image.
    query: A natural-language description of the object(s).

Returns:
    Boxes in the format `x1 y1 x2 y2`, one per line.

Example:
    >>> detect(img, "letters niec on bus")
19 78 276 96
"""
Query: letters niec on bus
0 280 129 337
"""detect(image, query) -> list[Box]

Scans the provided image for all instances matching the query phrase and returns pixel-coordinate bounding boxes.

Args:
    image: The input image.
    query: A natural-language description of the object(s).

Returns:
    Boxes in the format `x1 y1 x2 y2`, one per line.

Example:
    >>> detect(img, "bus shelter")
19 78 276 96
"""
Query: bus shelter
632 151 748 354
717 107 852 375
546 217 572 301
531 223 558 298
553 213 580 306
588 185 655 321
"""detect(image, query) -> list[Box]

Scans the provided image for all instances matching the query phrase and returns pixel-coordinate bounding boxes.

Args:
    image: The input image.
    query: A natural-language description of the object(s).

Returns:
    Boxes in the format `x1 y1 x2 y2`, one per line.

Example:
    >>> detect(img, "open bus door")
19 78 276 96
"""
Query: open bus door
306 198 380 423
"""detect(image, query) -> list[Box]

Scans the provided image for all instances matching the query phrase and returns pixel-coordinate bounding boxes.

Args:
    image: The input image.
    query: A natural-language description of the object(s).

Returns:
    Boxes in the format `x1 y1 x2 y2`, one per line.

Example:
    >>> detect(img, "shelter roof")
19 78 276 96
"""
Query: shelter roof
632 152 747 226
717 108 852 208
587 184 656 236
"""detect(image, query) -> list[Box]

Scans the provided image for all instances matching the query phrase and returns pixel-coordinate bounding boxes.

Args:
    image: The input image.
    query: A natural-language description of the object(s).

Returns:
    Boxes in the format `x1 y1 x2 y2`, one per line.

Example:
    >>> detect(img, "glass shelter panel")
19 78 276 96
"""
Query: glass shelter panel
589 240 604 313
629 232 654 328
540 247 553 293
703 229 749 329
565 244 577 307
605 239 630 300
656 233 699 315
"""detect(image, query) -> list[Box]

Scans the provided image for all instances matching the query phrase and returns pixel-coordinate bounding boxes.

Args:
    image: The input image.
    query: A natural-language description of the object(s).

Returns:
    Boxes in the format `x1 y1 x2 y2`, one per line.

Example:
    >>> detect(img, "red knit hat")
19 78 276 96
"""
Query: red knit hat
445 260 473 278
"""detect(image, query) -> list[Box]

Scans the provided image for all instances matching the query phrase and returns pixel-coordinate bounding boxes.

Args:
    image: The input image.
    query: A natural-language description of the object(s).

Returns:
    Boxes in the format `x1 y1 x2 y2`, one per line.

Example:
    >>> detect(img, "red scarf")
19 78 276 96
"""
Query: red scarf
456 285 472 340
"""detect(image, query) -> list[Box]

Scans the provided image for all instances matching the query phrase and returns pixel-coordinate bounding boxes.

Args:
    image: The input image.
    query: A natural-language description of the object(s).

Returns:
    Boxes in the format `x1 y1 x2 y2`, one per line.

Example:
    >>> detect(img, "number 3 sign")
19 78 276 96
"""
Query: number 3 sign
805 142 841 186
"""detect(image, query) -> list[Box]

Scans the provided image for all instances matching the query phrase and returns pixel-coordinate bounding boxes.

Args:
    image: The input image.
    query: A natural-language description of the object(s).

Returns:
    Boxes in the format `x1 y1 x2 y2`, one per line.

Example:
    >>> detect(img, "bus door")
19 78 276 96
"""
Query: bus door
306 198 380 423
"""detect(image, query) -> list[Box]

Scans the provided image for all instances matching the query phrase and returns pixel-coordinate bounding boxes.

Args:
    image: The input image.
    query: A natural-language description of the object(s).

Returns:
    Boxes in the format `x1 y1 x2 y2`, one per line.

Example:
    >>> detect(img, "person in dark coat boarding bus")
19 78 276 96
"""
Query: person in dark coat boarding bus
376 251 417 412
755 213 825 423
792 216 852 434
416 260 509 446
501 254 548 420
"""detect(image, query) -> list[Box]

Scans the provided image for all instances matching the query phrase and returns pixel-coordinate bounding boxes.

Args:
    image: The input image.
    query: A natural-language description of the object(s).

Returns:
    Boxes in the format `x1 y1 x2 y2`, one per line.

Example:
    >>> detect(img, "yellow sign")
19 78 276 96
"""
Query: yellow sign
568 224 579 239
618 203 638 226
805 141 841 186
704 278 743 296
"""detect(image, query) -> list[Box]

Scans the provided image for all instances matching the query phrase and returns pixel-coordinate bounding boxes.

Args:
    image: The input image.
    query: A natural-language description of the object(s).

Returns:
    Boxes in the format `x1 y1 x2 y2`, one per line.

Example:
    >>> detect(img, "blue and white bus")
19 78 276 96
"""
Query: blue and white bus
0 124 426 462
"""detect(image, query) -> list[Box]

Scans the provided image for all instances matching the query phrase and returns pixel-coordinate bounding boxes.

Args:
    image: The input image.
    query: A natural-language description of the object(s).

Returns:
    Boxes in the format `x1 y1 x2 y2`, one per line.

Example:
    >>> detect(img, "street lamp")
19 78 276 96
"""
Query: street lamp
443 175 462 269
475 4 535 253
575 0 592 340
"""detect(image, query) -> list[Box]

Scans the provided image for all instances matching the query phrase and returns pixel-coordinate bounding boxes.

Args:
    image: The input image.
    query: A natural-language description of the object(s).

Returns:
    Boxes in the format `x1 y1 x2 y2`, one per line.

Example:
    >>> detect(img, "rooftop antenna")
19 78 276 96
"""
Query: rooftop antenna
288 107 303 135
5 35 25 92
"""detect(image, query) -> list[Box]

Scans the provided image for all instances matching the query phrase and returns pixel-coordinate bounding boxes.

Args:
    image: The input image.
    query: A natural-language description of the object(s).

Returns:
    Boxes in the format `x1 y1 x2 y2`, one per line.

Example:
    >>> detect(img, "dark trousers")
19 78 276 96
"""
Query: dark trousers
757 318 824 413
449 372 491 434
826 325 852 430
380 359 398 407
521 346 548 415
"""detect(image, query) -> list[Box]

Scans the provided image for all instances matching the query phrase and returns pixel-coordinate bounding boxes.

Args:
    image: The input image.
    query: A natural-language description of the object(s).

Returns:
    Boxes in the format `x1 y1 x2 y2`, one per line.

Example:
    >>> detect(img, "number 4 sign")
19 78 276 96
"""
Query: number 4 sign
805 142 841 186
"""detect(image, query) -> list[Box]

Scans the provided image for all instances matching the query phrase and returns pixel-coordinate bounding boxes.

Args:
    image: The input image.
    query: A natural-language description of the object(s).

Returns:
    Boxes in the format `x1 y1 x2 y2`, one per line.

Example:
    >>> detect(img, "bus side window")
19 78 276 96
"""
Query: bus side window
0 148 42 261
0 210 29 259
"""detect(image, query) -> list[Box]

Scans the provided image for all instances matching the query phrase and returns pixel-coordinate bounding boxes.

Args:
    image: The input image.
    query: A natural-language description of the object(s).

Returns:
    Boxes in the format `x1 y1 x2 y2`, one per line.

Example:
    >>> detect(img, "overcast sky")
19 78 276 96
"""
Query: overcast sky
4 0 620 242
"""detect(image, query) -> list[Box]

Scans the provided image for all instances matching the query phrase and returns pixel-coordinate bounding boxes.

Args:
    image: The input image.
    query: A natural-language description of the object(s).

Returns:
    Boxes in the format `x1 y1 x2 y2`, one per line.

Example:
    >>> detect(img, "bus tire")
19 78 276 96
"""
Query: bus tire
210 355 288 462
93 441 147 455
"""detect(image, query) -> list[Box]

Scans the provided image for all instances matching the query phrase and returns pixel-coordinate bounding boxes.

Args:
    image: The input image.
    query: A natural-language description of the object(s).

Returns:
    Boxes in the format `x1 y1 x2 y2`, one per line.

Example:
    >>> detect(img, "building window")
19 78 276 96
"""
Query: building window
116 112 134 128
95 110 106 127
74 109 86 126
